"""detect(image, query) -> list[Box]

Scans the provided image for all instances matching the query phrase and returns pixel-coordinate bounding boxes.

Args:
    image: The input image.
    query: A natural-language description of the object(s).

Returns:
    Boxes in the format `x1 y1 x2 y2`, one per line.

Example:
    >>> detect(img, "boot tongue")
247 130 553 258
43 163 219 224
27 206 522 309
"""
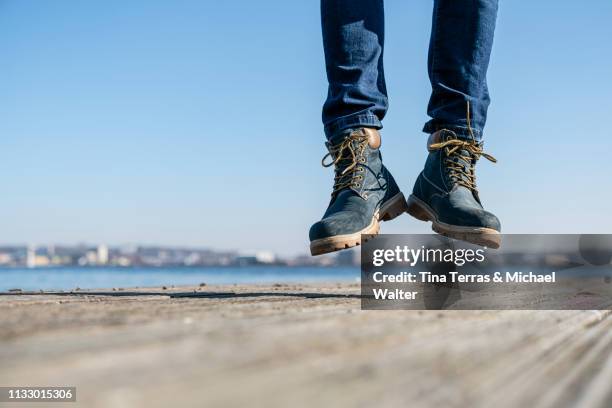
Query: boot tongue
325 129 368 200
446 137 477 187
327 129 368 174
328 128 356 146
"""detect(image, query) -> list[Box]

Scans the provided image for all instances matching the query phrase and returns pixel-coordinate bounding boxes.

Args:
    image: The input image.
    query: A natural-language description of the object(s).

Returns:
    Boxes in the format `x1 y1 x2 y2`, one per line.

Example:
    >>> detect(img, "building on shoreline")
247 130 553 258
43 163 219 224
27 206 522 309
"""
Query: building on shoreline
0 244 359 268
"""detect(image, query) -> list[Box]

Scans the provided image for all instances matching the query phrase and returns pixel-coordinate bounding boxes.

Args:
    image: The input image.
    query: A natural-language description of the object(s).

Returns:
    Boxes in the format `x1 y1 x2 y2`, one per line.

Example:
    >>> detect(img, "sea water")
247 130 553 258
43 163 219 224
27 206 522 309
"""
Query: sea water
0 266 360 292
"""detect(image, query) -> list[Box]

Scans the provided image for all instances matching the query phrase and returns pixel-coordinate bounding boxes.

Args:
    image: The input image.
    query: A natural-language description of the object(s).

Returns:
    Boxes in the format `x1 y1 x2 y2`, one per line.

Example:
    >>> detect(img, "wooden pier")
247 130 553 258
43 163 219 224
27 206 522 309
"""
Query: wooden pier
1 283 611 407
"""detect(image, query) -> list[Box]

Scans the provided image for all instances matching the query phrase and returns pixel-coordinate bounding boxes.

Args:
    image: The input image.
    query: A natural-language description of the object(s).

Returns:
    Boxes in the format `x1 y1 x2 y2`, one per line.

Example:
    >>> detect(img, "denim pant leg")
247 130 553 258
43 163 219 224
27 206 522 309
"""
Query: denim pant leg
423 0 499 141
321 0 387 140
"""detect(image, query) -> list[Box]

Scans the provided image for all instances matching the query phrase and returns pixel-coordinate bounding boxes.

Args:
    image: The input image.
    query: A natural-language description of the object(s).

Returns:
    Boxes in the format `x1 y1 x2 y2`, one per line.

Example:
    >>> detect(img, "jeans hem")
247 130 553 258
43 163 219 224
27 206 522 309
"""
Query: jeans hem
324 112 382 140
422 121 483 141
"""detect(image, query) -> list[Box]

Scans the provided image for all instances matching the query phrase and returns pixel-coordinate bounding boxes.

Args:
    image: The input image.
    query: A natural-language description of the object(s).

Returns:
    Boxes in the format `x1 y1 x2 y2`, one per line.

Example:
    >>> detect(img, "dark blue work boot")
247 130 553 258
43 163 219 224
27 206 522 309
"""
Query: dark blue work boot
407 129 501 248
309 128 407 256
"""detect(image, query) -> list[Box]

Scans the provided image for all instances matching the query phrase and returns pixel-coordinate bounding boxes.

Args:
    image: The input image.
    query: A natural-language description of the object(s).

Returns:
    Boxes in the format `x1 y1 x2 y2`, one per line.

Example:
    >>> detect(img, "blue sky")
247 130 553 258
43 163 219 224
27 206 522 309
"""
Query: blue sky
1 0 611 256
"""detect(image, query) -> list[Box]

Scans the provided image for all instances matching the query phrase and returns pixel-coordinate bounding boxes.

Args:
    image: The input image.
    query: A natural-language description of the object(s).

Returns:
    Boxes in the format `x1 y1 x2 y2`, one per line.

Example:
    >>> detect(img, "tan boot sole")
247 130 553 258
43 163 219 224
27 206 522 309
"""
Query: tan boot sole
406 194 501 249
310 192 408 256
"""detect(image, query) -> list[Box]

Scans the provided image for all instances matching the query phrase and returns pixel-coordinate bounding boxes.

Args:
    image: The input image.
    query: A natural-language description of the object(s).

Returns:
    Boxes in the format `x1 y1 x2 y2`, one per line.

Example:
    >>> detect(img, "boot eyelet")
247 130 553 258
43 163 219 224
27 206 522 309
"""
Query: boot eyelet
354 183 361 188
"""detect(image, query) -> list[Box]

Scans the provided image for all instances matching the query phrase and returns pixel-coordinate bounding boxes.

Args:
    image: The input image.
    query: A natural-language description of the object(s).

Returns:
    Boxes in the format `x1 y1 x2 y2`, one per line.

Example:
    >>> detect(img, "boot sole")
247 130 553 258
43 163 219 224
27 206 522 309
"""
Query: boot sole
309 192 408 256
406 194 501 249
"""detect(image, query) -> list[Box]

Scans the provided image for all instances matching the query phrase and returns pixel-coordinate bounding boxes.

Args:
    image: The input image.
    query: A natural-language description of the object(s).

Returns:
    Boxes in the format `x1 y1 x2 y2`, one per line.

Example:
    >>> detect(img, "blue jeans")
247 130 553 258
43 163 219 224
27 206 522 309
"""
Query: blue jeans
321 0 498 141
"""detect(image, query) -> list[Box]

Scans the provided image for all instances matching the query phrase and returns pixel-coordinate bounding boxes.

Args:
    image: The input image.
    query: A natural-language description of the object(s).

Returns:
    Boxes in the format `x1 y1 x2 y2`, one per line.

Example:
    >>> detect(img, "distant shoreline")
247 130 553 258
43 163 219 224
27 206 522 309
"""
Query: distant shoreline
0 264 358 270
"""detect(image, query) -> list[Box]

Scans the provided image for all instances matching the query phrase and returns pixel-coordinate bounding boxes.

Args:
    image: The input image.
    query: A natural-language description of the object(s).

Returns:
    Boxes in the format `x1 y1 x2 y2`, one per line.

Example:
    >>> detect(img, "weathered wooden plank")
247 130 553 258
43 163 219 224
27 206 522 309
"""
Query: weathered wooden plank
0 284 610 408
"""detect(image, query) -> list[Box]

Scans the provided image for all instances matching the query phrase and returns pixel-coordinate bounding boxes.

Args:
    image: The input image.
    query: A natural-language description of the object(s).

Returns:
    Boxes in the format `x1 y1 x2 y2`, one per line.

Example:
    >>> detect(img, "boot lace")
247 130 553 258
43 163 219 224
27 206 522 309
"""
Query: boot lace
429 137 496 192
321 131 368 197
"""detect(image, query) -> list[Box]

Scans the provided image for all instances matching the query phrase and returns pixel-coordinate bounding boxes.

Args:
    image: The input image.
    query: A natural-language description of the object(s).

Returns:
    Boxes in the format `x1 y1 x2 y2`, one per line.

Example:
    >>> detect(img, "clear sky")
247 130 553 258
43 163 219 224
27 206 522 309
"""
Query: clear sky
1 0 611 256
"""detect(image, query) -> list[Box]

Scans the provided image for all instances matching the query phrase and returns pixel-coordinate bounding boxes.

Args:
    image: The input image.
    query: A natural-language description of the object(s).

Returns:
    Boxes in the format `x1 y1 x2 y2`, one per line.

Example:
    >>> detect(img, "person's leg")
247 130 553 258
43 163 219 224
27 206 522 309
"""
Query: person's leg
407 0 501 248
321 0 387 139
310 0 406 256
423 0 498 140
